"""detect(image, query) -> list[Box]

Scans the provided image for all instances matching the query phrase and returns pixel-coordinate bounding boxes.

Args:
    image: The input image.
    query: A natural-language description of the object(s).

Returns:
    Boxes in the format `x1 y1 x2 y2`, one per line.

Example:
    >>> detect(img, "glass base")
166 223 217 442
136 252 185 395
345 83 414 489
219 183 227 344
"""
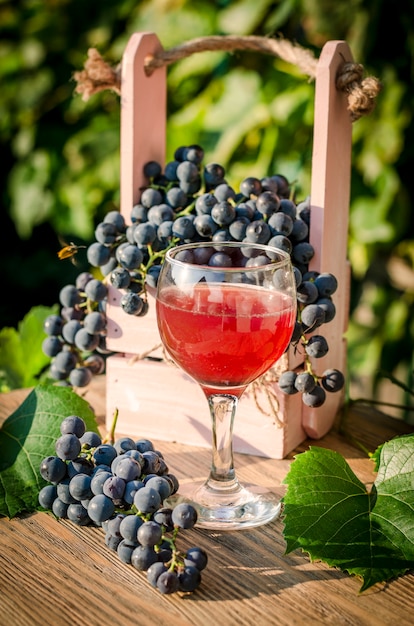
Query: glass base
169 480 281 531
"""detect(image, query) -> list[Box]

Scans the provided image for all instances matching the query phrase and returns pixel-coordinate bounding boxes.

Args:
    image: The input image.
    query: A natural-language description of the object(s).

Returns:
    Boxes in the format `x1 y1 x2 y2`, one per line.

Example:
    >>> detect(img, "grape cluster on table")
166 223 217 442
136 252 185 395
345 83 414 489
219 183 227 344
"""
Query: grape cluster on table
42 142 344 407
38 415 207 595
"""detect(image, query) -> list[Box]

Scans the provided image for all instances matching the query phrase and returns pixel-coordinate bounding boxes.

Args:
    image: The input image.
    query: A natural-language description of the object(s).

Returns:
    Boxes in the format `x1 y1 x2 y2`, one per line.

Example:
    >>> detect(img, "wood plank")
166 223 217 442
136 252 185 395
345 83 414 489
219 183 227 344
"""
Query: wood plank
1 381 413 626
303 40 353 439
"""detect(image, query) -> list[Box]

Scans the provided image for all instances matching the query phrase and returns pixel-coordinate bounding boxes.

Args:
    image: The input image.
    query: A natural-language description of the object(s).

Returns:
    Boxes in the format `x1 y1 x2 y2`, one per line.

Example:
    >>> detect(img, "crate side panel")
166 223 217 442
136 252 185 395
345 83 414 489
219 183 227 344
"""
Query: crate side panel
106 354 306 459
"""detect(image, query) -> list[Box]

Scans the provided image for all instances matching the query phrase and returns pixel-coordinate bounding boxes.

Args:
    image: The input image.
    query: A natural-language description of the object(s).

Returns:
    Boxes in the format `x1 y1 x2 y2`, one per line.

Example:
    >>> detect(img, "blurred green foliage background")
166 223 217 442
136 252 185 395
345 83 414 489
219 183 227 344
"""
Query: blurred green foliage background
1 0 414 417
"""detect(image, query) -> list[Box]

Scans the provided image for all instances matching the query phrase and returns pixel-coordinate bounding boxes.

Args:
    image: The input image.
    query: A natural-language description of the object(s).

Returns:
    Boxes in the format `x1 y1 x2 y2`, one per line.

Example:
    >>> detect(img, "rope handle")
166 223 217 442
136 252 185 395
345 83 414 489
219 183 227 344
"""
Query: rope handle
73 34 381 121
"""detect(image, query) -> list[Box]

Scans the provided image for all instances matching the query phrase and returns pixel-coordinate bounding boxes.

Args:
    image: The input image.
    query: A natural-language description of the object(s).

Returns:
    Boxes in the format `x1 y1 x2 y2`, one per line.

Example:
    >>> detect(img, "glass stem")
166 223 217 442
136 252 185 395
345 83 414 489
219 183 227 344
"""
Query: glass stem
206 394 239 487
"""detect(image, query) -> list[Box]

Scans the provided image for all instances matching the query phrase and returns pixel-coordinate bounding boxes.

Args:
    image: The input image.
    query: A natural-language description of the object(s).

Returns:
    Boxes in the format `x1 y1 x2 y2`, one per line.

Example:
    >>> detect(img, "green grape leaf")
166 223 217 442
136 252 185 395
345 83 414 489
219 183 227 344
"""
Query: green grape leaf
282 435 414 592
0 383 99 519
0 305 57 391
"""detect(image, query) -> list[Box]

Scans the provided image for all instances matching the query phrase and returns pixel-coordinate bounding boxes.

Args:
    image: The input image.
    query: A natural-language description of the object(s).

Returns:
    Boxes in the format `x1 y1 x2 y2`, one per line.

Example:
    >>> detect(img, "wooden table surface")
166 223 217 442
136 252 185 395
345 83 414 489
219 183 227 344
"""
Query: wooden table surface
1 376 414 626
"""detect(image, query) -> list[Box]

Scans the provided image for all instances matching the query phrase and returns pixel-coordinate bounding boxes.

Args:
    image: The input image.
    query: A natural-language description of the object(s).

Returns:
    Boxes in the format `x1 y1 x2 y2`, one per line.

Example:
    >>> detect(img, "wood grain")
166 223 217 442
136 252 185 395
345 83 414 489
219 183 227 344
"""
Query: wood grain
1 379 413 626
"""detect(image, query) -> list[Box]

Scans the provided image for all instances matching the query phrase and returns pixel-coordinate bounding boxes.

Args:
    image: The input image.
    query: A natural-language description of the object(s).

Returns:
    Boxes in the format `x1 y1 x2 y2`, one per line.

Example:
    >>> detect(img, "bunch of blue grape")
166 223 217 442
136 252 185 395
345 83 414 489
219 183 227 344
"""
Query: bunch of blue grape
38 415 207 595
42 142 344 405
42 271 110 387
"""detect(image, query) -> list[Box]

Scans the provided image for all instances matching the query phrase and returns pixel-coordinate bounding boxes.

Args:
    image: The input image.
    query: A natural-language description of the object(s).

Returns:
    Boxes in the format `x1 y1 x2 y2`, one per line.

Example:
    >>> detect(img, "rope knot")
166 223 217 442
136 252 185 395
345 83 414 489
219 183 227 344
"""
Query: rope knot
73 48 121 101
337 61 382 121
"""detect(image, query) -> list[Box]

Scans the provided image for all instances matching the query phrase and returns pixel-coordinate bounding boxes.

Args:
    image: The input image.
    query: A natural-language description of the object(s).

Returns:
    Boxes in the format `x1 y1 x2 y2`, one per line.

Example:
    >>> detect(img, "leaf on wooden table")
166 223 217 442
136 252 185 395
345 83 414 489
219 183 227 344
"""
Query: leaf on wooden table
0 384 98 519
282 435 414 591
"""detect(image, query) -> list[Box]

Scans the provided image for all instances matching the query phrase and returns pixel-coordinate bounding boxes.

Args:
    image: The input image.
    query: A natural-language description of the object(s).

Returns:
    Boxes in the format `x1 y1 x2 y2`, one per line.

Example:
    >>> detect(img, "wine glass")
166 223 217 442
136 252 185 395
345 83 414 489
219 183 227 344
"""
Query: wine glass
156 241 297 530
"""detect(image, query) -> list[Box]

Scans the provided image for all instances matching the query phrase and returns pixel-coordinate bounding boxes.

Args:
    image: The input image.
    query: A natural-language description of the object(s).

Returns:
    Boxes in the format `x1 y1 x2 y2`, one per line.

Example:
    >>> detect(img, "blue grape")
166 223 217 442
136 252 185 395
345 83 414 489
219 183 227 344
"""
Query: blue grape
322 369 345 392
55 433 81 461
59 285 82 307
147 204 174 225
74 328 100 352
80 431 102 448
184 144 204 164
39 456 66 485
140 188 163 208
211 201 236 227
62 320 83 345
303 384 326 407
294 372 316 393
133 223 157 246
256 191 280 217
52 498 69 518
103 210 126 232
144 476 171 501
213 183 236 202
43 314 64 336
131 545 158 571
83 311 106 334
67 503 91 526
87 494 115 523
297 280 319 305
178 565 202 592
114 436 137 455
292 242 315 265
301 304 325 331
143 160 162 179
75 272 94 290
60 415 86 437
153 507 174 532
172 215 196 240
93 444 117 467
105 532 123 551
123 479 145 505
193 214 218 238
90 470 113 495
42 335 63 357
69 366 93 387
279 198 297 219
87 242 112 267
95 222 117 244
69 474 93 500
117 243 145 269
268 211 293 236
314 272 338 297
110 267 131 289
102 475 126 501
38 484 58 509
305 335 329 358
147 562 168 588
278 370 298 395
185 546 208 571
133 486 162 515
245 219 271 244
67 456 94 477
171 503 198 529
117 539 138 564
113 456 142 481
240 176 262 197
137 520 163 547
84 279 107 302
119 514 143 542
131 203 148 223
135 438 155 453
156 571 179 594
56 478 78 505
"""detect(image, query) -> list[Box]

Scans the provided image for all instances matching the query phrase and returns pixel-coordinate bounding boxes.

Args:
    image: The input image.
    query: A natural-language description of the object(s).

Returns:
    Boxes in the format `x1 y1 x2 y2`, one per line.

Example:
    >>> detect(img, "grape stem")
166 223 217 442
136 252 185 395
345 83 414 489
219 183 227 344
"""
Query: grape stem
103 408 119 445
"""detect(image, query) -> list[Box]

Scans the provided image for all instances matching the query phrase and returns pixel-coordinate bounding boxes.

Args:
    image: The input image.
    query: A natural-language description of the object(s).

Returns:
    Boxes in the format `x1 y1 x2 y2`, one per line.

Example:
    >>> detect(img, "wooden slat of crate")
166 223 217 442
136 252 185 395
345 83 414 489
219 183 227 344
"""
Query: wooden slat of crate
106 353 306 460
105 32 352 457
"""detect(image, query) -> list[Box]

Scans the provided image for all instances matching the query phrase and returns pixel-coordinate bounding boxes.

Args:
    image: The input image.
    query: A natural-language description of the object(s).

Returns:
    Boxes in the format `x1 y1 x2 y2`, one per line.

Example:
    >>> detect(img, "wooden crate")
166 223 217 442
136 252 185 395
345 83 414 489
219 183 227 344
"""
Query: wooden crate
105 32 352 459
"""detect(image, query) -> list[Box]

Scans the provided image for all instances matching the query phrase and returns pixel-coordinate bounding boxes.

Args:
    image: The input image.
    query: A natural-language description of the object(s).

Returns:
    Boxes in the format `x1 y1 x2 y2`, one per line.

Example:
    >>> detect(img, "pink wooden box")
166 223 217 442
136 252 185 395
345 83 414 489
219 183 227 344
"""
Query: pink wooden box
104 32 352 459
